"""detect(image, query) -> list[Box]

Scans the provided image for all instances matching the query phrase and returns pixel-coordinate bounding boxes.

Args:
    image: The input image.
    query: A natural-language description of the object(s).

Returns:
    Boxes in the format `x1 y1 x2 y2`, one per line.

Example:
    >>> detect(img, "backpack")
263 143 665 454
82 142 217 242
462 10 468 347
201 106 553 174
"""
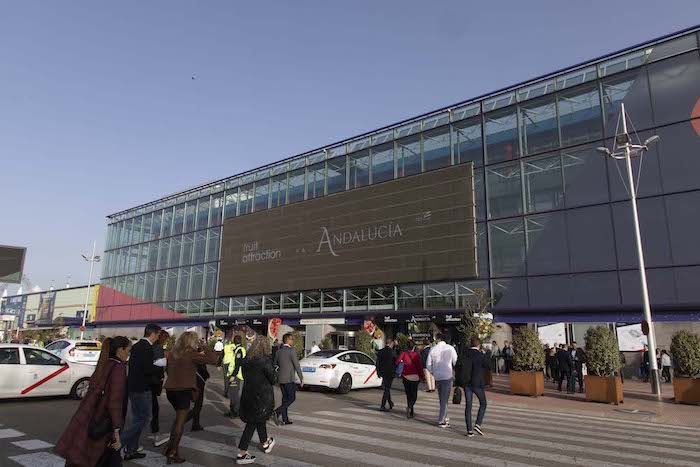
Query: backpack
455 351 472 387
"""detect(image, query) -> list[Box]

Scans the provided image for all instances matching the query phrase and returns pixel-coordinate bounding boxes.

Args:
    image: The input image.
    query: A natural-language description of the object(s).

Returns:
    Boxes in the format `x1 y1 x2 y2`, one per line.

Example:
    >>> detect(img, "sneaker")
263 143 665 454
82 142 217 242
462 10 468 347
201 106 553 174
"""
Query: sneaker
137 446 145 453
191 425 204 432
124 452 147 461
467 432 475 438
153 433 171 447
438 422 449 428
474 424 484 436
262 438 275 454
236 453 256 464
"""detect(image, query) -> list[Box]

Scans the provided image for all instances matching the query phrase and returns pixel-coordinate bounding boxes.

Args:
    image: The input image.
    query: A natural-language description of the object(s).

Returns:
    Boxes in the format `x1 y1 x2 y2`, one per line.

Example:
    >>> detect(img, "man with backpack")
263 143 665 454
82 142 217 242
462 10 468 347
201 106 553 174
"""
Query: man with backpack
456 337 490 437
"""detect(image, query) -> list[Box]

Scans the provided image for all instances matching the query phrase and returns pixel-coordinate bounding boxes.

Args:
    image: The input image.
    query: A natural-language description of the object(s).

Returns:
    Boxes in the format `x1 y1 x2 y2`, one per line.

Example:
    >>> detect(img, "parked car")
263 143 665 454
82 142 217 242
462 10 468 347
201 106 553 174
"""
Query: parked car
46 339 101 366
0 344 95 400
295 349 381 394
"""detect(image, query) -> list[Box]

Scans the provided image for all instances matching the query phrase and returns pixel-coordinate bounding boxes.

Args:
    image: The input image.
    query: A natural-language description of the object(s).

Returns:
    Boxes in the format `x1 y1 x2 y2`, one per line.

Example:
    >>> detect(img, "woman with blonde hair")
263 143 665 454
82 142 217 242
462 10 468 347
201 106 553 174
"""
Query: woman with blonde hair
162 332 220 464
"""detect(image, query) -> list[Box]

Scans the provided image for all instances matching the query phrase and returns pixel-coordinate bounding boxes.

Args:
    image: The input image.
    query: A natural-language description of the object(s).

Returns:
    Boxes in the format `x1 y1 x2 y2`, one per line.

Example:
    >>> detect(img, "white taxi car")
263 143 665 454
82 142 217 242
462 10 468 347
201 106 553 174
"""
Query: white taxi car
46 339 101 365
295 349 382 394
0 344 95 400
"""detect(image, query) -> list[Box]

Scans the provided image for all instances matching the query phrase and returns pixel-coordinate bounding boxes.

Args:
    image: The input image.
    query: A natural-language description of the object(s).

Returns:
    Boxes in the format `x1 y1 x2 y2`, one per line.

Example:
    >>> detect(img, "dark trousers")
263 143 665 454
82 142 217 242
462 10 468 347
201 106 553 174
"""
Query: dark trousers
277 382 297 423
504 358 512 374
574 364 584 390
150 384 161 433
222 363 230 396
662 366 672 383
551 367 560 383
381 376 394 408
186 382 205 427
238 422 268 451
464 386 487 433
402 378 419 410
558 369 574 393
229 378 243 415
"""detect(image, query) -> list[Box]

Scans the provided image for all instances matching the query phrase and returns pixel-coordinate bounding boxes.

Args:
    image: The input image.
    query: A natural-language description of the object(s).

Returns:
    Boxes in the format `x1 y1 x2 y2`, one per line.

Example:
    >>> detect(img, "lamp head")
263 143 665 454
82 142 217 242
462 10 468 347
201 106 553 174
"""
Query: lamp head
644 135 660 147
596 147 611 156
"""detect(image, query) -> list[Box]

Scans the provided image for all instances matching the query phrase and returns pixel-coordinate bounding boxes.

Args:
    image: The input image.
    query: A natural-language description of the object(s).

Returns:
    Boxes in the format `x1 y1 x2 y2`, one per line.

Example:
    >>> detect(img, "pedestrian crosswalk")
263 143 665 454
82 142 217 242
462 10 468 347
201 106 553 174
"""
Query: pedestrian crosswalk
2 391 700 467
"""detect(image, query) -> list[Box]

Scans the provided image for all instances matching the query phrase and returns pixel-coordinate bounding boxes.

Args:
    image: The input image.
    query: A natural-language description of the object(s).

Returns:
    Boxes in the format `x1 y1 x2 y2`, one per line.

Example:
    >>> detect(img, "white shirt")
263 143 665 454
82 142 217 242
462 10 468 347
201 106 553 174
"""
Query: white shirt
426 341 458 381
310 345 321 354
661 354 671 367
214 341 224 352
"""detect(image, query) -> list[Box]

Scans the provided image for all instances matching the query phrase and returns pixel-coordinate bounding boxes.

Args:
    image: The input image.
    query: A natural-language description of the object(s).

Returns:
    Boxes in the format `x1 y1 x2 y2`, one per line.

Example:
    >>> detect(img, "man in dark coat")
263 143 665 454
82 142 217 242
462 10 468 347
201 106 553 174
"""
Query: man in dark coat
376 339 396 411
273 333 303 425
557 344 575 394
570 342 587 393
457 337 491 437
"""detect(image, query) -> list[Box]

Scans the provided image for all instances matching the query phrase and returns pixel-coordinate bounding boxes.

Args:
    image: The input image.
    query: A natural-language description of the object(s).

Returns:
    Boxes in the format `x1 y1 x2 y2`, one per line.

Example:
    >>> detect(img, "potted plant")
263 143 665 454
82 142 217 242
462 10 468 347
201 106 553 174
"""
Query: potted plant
670 330 700 404
584 326 623 405
510 327 546 397
458 288 496 386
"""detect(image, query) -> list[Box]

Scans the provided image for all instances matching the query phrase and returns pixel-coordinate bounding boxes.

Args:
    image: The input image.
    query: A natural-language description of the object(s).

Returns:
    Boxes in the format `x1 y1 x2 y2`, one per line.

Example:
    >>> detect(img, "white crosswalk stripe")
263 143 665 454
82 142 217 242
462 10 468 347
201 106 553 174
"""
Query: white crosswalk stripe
132 450 205 467
0 429 25 439
8 451 65 467
11 440 54 451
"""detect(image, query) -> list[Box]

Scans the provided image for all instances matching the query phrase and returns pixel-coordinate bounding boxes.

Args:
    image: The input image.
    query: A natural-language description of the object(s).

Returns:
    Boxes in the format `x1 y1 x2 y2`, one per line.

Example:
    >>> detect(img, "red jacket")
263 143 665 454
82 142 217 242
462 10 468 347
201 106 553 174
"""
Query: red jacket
397 350 425 381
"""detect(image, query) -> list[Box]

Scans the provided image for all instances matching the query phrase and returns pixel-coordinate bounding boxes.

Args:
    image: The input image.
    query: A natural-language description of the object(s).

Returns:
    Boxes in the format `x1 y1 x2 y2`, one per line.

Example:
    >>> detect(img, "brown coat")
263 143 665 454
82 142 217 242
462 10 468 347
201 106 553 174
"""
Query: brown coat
54 359 127 467
164 346 219 393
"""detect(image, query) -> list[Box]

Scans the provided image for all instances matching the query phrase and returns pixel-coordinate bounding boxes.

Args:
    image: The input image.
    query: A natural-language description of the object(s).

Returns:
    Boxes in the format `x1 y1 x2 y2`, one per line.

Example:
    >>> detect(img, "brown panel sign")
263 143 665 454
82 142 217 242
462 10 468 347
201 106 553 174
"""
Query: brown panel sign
218 163 477 297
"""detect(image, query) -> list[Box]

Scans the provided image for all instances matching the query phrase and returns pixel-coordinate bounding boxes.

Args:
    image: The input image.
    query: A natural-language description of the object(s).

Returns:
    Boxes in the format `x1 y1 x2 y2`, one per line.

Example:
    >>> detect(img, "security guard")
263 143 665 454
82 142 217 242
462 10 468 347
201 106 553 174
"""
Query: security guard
219 336 236 398
225 335 246 418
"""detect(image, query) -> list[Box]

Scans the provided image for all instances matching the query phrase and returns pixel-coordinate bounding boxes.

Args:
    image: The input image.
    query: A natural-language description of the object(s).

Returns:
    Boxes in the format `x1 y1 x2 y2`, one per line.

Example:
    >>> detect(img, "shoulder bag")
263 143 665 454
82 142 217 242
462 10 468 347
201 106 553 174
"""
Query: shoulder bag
87 362 119 440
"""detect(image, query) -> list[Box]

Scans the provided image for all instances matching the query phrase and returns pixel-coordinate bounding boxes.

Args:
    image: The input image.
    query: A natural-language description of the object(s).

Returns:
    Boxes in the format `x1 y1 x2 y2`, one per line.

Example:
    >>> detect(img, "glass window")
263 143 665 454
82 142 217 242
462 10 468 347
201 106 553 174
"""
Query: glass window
370 286 395 307
173 203 185 235
477 222 488 278
181 233 194 266
474 168 486 221
147 241 159 271
602 69 653 136
224 190 238 219
206 228 221 262
562 145 609 207
620 268 675 305
491 277 528 308
193 231 207 264
190 265 204 300
306 163 325 199
154 270 167 302
215 298 230 315
346 288 368 309
657 121 700 193
526 212 569 274
675 266 700 303
253 180 270 213
139 243 149 272
485 107 520 163
303 291 321 311
188 300 201 316
165 269 178 301
486 161 523 219
288 168 305 204
522 154 564 213
144 272 156 302
282 293 300 313
528 276 572 307
152 210 163 239
270 174 287 208
128 246 139 274
453 117 483 167
648 34 698 62
157 239 170 270
566 205 616 272
665 191 700 265
648 52 700 126
24 348 62 366
210 194 223 226
398 285 423 309
134 273 146 300
195 197 209 229
204 264 217 298
327 157 347 194
238 184 253 215
201 299 215 315
122 219 132 246
571 272 620 306
371 142 394 184
557 84 602 147
124 275 135 297
168 236 182 268
396 135 421 177
161 207 173 238
423 126 451 172
612 198 672 269
177 267 191 301
349 150 370 189
142 213 153 242
184 202 196 232
425 283 456 309
489 218 526 277
520 96 559 155
132 216 143 244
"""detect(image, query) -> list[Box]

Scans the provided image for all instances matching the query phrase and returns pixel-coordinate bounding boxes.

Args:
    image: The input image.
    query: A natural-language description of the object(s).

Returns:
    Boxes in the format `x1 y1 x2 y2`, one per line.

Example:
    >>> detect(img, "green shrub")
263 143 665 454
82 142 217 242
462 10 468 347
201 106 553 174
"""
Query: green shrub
584 326 621 377
670 330 700 378
320 336 333 350
512 327 545 372
291 331 304 359
356 331 375 359
396 332 410 350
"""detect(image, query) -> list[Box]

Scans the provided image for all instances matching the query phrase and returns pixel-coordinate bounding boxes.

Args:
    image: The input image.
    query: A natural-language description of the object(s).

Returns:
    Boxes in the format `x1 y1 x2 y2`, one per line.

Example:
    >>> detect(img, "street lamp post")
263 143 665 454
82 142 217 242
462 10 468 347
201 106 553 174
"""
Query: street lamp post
80 241 101 340
597 103 662 400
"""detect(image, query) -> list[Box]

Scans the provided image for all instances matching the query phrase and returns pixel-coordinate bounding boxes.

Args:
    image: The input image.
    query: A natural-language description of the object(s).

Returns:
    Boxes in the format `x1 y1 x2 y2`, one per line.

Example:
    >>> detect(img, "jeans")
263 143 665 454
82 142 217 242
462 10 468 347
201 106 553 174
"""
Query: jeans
436 379 452 424
662 366 672 383
238 422 268 451
277 382 296 423
380 376 394 408
186 382 205 427
558 370 574 393
423 369 435 391
464 386 487 433
222 363 230 396
121 390 152 455
228 378 243 415
402 378 419 411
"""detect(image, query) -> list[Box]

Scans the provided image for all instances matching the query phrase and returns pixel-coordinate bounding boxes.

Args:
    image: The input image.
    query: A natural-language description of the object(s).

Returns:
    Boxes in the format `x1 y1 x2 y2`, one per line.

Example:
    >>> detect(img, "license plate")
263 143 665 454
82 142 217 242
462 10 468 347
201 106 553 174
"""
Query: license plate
82 352 95 358
302 367 316 373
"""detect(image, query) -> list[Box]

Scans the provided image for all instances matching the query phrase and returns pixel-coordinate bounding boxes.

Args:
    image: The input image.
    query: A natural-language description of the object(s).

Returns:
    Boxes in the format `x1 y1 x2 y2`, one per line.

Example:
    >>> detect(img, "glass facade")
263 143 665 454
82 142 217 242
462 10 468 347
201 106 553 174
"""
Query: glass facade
99 29 700 321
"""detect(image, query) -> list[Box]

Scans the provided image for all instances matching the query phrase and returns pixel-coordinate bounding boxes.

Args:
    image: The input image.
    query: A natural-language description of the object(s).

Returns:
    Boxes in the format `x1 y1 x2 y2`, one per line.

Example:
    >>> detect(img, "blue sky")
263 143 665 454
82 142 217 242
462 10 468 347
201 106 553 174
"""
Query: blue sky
2 1 699 292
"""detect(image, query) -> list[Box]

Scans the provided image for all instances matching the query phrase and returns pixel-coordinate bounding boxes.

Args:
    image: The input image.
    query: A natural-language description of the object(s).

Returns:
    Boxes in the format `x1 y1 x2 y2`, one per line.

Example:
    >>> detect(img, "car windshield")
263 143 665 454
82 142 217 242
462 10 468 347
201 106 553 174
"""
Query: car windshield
305 350 344 359
75 342 101 350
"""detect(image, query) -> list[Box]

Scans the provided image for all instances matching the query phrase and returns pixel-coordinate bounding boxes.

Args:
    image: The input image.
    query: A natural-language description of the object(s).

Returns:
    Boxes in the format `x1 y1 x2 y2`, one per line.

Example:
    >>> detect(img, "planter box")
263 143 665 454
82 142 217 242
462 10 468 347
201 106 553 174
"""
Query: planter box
510 371 544 397
673 377 700 405
484 369 493 387
585 375 623 405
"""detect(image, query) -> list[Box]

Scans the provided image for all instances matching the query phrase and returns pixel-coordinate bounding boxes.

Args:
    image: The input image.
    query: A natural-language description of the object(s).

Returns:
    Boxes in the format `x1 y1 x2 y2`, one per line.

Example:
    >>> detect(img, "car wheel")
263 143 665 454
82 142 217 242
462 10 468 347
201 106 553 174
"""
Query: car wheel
337 373 352 394
71 378 90 400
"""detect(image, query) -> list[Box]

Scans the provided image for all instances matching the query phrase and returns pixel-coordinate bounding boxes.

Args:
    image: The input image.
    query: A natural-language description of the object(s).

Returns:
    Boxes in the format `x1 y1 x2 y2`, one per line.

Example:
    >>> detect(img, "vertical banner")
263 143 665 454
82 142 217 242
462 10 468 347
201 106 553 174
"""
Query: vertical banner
37 291 56 323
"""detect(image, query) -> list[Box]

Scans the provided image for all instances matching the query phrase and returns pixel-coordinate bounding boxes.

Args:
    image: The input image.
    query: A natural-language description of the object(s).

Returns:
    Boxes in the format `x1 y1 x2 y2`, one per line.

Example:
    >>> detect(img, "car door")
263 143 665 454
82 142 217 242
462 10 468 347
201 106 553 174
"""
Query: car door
345 352 367 384
21 348 71 397
355 352 380 387
0 347 23 398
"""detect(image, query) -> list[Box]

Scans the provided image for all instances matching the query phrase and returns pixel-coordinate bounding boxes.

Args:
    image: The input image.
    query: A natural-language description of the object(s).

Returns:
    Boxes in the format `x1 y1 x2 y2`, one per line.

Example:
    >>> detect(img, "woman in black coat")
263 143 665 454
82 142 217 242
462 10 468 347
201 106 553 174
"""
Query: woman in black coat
236 336 278 465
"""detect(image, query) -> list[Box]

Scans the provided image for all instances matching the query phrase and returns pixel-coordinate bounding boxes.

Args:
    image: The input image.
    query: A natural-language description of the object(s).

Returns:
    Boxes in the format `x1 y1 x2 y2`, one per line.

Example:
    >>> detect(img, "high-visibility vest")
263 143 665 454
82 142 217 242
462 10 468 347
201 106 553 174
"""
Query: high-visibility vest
222 342 236 365
227 345 246 380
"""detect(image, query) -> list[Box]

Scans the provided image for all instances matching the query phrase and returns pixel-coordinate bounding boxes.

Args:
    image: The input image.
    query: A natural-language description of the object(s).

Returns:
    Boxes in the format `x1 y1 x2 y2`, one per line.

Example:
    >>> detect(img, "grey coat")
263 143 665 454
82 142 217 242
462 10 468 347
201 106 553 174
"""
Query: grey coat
273 345 303 385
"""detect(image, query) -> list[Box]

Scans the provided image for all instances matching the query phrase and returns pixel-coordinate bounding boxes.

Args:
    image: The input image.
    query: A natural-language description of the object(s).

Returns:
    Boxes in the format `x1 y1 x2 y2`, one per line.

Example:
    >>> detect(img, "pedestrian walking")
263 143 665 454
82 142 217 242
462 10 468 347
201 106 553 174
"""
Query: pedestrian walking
549 348 560 383
150 329 170 448
426 334 458 428
376 339 396 411
556 344 575 394
55 336 131 467
396 340 425 419
641 344 650 382
310 341 321 354
456 337 490 438
420 341 436 392
274 333 304 425
502 340 514 374
271 339 280 360
570 342 586 393
186 364 208 431
121 323 164 461
213 338 224 352
490 341 501 375
236 336 277 465
219 336 236 398
226 335 247 418
661 350 672 383
162 332 220 464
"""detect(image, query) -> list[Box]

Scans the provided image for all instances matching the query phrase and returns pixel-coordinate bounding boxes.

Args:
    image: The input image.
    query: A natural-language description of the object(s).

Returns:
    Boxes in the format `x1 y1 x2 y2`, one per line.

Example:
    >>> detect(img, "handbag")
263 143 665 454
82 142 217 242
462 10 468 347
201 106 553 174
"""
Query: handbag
96 447 123 467
395 360 405 378
452 386 462 404
87 363 118 440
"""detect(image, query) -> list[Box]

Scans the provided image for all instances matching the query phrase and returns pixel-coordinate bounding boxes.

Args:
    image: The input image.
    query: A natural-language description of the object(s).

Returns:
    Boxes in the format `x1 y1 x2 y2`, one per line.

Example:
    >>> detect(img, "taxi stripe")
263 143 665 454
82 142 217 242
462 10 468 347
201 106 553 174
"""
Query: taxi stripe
21 365 70 395
363 368 377 384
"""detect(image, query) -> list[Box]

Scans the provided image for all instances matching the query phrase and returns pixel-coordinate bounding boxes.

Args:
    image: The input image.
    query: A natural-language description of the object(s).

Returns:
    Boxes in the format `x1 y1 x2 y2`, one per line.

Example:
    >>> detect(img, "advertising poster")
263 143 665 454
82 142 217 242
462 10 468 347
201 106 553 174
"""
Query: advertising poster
538 323 567 347
267 318 282 340
37 291 56 322
616 324 647 351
